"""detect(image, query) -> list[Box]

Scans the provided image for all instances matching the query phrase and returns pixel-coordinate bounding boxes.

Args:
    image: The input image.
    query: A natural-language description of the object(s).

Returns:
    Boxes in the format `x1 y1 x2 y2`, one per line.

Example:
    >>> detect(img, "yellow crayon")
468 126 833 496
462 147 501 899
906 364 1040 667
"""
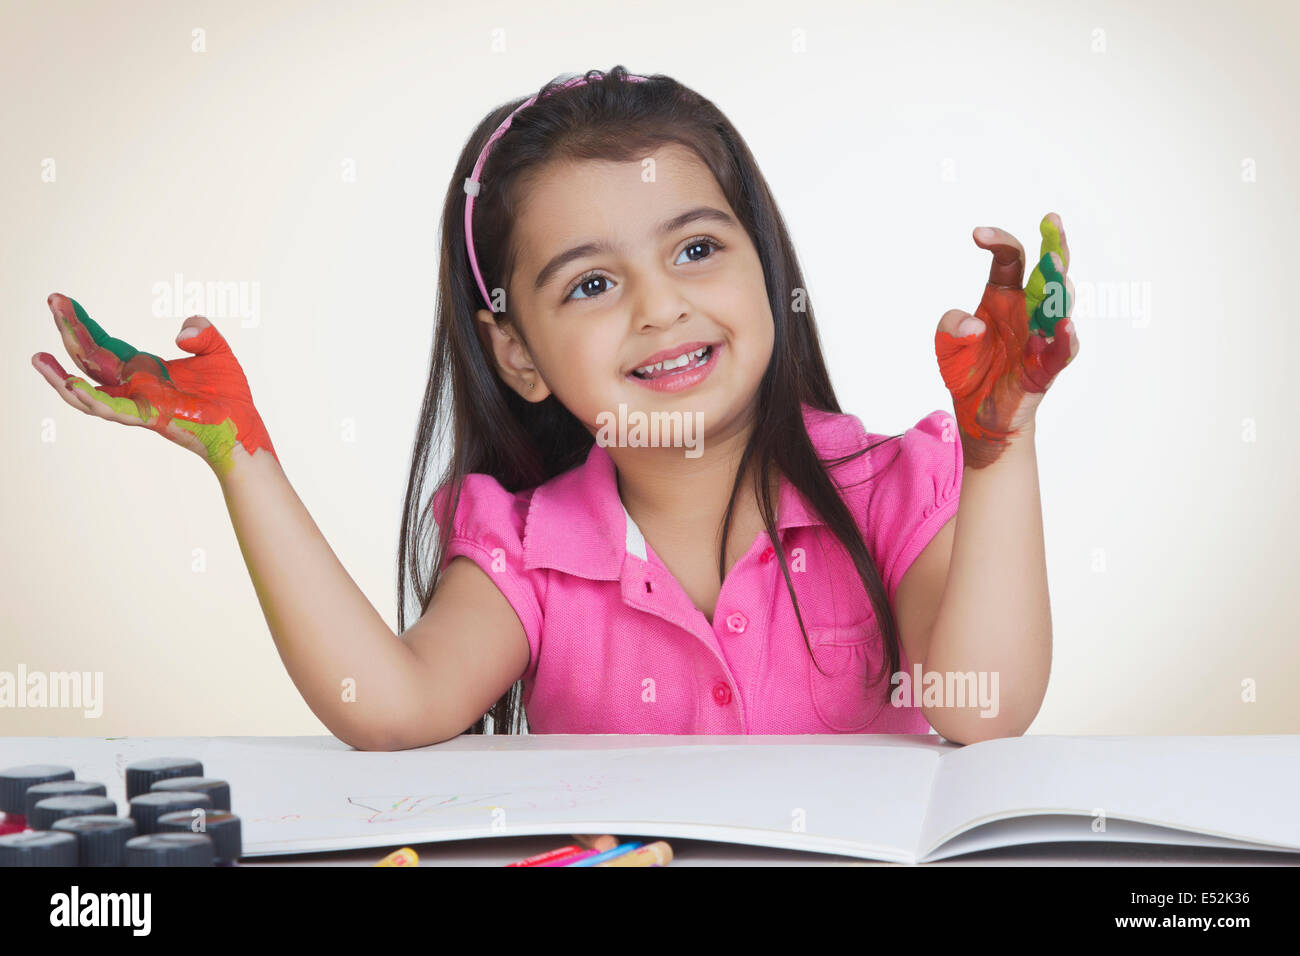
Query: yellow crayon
594 841 673 867
375 846 419 866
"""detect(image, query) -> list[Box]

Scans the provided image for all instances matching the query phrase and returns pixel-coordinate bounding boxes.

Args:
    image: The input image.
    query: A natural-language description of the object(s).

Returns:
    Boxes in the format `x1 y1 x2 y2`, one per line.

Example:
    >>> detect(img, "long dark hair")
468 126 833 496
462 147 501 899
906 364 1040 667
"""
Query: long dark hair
398 66 904 735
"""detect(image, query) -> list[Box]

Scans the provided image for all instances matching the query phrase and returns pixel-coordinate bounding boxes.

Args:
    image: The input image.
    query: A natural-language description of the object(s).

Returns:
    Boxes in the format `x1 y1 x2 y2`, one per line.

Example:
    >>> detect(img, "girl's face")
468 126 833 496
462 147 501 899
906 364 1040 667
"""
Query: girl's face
479 143 775 450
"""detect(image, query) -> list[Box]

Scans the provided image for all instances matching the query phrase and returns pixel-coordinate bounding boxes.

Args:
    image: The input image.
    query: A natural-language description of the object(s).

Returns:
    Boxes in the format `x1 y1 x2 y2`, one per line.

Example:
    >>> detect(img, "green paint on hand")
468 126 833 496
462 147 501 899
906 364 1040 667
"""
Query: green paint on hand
69 379 157 423
70 366 245 478
70 298 171 383
172 418 241 476
1023 218 1070 337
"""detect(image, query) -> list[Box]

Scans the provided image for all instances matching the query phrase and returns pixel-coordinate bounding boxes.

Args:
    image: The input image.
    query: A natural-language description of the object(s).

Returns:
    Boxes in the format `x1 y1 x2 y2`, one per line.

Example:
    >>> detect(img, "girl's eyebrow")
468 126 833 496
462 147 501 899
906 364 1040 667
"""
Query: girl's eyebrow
532 205 738 293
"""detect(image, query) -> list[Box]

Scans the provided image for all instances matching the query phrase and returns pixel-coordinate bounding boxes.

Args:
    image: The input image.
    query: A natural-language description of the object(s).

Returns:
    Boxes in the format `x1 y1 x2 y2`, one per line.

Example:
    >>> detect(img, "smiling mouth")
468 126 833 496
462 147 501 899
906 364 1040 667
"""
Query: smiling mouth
630 345 714 380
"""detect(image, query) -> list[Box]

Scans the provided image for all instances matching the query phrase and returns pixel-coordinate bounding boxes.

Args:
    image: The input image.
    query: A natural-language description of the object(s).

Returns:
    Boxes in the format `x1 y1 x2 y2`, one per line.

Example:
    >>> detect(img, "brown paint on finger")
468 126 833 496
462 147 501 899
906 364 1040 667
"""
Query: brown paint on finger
975 228 1026 289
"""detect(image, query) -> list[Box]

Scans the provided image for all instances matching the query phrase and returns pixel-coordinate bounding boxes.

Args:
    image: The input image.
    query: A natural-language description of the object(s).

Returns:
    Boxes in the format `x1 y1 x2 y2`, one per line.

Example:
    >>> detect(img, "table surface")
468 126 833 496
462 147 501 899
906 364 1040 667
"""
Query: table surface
240 836 1300 867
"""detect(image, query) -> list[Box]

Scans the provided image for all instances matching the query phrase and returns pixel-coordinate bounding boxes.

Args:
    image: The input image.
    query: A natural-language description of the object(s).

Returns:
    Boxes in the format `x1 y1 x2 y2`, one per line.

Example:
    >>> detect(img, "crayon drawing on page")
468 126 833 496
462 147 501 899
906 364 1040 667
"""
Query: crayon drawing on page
246 770 648 826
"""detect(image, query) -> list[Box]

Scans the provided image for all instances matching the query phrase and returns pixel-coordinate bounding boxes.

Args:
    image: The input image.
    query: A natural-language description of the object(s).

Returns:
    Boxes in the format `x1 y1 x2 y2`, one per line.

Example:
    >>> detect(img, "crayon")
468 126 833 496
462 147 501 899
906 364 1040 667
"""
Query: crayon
507 844 584 867
566 841 642 867
375 847 419 866
595 841 673 867
539 847 599 866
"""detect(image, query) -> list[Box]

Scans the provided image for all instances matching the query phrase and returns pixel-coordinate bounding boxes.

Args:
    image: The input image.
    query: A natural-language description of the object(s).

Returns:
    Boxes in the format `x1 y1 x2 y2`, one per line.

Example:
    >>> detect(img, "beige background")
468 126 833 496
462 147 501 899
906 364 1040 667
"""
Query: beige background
3 0 1296 737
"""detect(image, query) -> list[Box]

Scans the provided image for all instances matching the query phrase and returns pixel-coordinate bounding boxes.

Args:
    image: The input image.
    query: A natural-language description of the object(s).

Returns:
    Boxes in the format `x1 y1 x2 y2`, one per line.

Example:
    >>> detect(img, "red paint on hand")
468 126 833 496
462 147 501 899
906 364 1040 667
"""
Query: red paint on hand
934 217 1079 468
936 290 1074 445
35 295 276 474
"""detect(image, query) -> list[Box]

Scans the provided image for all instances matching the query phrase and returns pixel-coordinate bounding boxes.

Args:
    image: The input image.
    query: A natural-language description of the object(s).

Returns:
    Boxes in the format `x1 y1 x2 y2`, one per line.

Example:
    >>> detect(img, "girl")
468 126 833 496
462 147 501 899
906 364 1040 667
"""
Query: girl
31 68 1077 760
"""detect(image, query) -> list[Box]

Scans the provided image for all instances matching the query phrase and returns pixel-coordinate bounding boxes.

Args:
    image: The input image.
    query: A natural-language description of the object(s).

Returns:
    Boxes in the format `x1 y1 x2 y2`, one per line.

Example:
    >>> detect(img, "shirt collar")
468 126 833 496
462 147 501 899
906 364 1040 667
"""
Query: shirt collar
522 402 853 580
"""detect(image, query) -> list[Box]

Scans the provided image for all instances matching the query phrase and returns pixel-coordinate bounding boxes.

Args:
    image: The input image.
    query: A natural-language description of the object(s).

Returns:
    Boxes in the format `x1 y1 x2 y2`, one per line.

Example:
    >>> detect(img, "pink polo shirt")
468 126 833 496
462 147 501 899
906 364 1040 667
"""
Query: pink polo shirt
431 403 963 734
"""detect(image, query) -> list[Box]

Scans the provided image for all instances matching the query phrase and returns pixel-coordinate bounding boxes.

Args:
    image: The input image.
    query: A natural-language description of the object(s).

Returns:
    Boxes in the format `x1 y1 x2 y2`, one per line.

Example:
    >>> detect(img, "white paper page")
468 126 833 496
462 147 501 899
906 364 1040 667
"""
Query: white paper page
919 735 1300 858
924 814 1300 862
195 737 944 860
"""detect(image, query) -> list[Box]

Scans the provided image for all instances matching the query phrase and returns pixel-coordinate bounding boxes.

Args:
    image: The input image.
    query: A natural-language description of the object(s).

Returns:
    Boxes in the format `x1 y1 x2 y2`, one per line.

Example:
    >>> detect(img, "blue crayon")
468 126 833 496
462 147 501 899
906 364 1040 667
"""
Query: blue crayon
565 841 642 867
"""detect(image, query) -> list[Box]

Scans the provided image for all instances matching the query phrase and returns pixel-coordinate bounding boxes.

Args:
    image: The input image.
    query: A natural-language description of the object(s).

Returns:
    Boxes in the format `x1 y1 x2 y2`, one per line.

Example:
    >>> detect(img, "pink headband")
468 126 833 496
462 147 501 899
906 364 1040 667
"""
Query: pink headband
463 70 650 313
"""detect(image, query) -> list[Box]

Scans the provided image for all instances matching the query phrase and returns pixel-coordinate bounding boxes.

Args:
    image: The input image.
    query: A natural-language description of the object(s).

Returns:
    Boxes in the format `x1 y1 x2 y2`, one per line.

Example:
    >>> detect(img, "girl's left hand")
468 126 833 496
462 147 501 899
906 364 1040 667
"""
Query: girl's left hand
934 212 1080 468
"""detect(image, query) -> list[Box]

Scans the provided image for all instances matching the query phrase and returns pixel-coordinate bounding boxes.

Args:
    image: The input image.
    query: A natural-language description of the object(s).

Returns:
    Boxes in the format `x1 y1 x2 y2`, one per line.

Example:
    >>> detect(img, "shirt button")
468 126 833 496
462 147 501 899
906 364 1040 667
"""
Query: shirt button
760 546 775 563
712 683 732 706
725 612 748 633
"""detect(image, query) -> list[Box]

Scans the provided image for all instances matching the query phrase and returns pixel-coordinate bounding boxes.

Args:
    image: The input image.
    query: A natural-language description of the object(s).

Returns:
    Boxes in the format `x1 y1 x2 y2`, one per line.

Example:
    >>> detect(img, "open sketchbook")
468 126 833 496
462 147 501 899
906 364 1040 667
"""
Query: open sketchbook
3 734 1298 863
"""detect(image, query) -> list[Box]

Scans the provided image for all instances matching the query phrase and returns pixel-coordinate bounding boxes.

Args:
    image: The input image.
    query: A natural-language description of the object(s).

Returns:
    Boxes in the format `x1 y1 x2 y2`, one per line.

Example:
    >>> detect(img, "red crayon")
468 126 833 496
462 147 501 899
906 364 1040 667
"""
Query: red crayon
507 844 585 867
539 848 598 866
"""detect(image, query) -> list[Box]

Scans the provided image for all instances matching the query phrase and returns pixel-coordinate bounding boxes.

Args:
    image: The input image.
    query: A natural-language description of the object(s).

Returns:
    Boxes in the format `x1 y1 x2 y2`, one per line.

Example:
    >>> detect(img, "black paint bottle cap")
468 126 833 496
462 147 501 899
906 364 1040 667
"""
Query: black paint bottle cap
50 815 138 867
24 780 109 819
151 777 231 811
0 830 79 867
158 809 242 864
125 833 215 867
0 765 76 814
125 757 204 801
30 795 118 831
129 791 214 835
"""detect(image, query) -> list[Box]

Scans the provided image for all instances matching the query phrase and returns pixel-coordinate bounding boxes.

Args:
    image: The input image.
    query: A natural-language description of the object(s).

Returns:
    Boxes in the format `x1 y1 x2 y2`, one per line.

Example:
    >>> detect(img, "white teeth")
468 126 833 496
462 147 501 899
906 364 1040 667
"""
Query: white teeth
635 346 708 377
661 353 691 371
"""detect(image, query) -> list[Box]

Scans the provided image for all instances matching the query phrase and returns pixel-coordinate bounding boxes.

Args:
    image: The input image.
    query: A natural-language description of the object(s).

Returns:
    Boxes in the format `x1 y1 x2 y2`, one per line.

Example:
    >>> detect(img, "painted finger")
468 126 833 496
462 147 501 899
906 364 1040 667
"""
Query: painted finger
1022 317 1076 391
32 352 97 414
48 294 172 387
72 378 161 426
1025 250 1071 337
973 226 1026 289
49 294 122 385
174 315 233 357
35 350 155 426
1042 212 1069 272
937 308 985 340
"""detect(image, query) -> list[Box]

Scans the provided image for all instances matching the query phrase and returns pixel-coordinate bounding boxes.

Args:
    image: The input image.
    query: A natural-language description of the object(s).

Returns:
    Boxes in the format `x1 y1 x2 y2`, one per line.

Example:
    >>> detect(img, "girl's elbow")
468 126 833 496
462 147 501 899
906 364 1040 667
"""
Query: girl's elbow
928 711 1032 745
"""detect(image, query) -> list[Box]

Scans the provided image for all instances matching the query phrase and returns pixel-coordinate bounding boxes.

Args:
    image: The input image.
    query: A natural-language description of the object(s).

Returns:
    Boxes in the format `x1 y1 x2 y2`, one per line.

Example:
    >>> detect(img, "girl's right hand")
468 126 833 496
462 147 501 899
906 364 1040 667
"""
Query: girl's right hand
31 293 278 479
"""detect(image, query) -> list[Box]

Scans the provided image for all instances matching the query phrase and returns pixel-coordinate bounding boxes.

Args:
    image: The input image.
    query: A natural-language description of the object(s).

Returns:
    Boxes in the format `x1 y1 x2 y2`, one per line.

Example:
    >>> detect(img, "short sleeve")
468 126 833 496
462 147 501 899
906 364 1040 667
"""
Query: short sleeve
863 410 963 606
430 474 543 672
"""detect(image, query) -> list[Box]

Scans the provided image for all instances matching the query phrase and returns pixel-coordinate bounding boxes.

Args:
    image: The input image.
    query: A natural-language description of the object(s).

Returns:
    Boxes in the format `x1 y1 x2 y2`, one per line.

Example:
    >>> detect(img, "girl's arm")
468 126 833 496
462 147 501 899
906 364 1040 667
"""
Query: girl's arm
922 426 1050 743
218 446 528 750
914 215 1079 744
33 295 524 750
224 457 594 841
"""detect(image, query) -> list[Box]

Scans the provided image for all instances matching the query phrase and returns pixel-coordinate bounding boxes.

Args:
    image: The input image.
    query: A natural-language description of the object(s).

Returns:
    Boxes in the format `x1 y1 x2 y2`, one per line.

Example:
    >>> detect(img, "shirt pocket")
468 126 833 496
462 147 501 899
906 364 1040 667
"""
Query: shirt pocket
807 617 888 732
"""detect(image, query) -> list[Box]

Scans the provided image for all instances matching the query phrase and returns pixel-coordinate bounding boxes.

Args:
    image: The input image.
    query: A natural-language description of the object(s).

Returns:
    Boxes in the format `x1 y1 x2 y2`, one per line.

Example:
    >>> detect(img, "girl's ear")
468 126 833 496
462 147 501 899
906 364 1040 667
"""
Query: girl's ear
474 308 549 402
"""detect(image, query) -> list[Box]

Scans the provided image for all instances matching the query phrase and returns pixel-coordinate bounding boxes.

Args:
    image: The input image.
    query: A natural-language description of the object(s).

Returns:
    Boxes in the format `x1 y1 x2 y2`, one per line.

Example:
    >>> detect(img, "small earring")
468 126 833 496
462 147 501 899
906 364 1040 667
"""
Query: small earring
528 381 535 390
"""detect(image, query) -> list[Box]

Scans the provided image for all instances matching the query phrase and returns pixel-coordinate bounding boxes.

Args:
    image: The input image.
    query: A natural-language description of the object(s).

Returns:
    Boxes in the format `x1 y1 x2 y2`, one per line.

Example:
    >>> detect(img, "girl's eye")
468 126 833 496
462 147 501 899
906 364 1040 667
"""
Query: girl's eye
562 236 725 304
